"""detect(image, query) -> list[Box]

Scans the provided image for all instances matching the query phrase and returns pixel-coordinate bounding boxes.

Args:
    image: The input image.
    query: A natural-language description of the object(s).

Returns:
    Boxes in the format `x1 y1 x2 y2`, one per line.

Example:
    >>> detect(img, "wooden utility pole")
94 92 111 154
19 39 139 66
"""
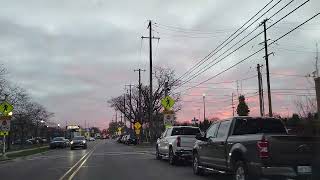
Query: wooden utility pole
261 19 273 117
257 64 265 116
125 84 134 129
141 20 160 129
134 69 145 124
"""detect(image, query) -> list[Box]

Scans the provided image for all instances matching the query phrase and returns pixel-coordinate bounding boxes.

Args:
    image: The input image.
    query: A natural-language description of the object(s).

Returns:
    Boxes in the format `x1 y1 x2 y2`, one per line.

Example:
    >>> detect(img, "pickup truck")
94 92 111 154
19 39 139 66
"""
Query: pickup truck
156 126 201 165
192 117 320 180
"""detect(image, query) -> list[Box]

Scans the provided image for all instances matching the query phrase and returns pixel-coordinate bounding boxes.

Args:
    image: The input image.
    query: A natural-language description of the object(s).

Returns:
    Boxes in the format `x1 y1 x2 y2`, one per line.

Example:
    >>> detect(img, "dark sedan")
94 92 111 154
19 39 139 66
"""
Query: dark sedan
70 136 87 150
49 137 67 149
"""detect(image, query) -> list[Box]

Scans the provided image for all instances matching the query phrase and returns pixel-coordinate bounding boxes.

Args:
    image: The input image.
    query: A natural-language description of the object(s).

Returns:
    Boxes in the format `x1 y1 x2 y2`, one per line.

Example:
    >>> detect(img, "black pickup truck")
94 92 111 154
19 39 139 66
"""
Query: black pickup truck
192 117 320 180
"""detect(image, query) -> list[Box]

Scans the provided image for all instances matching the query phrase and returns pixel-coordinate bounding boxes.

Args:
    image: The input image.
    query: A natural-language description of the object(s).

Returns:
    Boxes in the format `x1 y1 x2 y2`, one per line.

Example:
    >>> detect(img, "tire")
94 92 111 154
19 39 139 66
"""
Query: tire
233 161 253 180
169 148 177 165
193 153 204 175
156 146 162 160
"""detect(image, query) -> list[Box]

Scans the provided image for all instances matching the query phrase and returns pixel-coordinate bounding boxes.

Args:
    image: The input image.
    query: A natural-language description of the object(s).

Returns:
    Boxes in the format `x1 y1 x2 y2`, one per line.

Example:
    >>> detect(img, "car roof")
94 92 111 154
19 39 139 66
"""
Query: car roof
171 126 199 128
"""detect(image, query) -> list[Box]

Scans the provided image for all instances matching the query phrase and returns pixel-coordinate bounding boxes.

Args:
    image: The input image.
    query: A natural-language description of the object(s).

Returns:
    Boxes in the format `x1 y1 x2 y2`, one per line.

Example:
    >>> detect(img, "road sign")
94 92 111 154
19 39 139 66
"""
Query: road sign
134 122 142 130
135 129 141 135
163 114 175 128
117 127 122 131
85 132 90 138
0 101 14 116
0 118 10 132
161 96 175 110
0 131 8 136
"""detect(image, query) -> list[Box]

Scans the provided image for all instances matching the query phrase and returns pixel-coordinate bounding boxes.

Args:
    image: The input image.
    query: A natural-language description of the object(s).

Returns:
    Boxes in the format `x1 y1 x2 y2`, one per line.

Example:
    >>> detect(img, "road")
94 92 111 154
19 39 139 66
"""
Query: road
0 140 231 180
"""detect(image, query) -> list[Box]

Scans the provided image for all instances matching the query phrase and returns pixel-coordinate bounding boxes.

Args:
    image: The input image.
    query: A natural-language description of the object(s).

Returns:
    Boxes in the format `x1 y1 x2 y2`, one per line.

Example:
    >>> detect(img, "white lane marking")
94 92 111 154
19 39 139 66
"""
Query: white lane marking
68 149 95 180
58 142 100 180
58 151 91 180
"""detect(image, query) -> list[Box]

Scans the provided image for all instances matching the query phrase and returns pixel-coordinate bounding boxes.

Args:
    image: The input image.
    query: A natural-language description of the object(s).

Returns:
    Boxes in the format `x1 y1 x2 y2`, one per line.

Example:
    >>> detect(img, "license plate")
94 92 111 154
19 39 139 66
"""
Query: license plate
297 166 312 174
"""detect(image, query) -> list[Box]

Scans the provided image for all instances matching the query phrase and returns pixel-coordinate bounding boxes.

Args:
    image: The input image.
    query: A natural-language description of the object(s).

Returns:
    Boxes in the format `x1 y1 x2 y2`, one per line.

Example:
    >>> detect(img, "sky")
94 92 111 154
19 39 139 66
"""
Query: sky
0 0 319 128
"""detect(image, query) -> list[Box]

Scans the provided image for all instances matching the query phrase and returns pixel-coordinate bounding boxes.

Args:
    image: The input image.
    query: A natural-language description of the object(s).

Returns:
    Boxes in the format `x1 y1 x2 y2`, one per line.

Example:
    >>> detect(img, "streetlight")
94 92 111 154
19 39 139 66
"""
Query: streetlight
57 124 60 128
40 120 45 123
203 93 206 121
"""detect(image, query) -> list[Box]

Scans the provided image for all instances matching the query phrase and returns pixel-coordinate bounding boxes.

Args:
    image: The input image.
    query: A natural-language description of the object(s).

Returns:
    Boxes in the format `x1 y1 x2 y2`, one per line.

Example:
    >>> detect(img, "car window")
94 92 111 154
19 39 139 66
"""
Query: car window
53 137 64 141
233 118 287 135
171 127 200 136
216 121 231 138
206 123 219 138
161 129 168 138
73 136 85 140
166 128 173 137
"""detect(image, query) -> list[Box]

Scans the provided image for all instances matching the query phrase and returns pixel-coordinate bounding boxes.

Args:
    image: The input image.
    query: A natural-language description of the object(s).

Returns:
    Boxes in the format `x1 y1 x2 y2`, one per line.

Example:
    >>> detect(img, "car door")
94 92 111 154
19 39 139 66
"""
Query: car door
198 123 219 166
158 129 168 154
162 128 173 155
211 120 232 169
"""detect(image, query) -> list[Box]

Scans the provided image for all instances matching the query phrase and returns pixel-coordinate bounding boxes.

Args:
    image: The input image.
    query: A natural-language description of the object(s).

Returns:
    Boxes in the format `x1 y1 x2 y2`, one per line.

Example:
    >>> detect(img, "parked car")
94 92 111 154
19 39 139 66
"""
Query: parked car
50 137 67 149
64 138 71 147
70 136 87 150
124 134 137 145
116 135 124 143
88 137 95 141
156 126 201 165
121 135 127 143
192 117 320 180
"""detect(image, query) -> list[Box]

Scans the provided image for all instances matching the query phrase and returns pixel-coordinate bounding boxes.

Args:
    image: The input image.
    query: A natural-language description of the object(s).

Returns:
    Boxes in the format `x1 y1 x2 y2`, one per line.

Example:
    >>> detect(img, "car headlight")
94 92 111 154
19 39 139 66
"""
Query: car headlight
82 140 86 144
70 141 73 144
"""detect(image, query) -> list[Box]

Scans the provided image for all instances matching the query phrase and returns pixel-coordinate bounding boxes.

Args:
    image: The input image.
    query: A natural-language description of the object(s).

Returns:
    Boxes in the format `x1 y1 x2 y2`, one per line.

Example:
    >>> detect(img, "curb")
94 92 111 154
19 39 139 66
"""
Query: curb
4 145 49 155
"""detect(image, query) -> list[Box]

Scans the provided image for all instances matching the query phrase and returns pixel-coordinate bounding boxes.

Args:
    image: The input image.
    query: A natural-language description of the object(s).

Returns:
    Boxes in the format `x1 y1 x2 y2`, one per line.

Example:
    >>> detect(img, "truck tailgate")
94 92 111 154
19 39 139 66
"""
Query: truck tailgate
266 135 320 166
178 135 197 149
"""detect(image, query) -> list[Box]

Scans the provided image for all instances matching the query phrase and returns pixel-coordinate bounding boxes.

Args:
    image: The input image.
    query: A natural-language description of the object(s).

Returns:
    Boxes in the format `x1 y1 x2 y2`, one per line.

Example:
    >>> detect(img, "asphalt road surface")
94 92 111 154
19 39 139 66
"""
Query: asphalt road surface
0 140 232 180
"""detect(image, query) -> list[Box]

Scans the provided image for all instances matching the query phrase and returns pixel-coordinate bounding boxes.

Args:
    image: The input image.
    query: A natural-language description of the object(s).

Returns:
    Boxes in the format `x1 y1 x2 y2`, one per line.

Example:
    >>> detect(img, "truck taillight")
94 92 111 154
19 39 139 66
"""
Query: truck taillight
257 136 269 159
177 136 181 147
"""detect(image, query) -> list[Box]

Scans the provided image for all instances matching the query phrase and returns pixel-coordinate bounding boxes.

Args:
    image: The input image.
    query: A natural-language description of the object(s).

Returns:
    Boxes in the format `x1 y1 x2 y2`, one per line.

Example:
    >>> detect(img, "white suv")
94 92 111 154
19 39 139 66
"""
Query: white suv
156 126 201 165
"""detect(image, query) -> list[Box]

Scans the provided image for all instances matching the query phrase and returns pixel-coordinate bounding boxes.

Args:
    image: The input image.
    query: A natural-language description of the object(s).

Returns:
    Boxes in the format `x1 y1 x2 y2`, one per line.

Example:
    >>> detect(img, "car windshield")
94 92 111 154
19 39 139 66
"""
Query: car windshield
0 1 318 180
171 127 200 136
52 137 64 141
233 118 287 135
73 137 85 140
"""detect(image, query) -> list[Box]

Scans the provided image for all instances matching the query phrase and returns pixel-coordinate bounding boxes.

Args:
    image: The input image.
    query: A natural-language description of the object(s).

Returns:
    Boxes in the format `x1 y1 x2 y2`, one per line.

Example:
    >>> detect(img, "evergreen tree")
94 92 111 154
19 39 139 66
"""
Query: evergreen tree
236 95 250 116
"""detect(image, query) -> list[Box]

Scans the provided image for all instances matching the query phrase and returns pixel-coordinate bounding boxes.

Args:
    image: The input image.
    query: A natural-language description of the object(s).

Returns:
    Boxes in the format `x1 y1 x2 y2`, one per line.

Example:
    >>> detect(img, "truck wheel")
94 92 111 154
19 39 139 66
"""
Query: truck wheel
156 146 162 160
193 153 204 175
169 148 177 165
233 161 252 180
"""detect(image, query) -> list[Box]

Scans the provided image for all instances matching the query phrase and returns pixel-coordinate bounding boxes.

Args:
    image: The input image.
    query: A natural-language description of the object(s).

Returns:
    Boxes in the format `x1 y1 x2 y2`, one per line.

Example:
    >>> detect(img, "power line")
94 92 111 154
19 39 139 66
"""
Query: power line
175 12 320 94
179 0 309 86
174 0 276 82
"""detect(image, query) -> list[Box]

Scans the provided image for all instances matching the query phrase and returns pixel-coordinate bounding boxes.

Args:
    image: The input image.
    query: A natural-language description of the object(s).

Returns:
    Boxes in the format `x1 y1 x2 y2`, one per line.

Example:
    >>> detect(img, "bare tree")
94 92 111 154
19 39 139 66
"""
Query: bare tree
108 67 181 141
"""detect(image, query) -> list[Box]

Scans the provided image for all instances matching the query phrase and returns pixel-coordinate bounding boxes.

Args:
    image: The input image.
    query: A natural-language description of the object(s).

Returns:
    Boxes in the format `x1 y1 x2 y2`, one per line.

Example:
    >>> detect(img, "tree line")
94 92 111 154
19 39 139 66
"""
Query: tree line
0 65 54 148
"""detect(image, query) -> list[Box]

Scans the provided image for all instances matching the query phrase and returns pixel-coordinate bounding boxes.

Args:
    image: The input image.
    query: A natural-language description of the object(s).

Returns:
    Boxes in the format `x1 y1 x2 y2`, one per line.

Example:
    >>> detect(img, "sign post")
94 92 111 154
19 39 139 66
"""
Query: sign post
0 101 14 157
161 96 176 128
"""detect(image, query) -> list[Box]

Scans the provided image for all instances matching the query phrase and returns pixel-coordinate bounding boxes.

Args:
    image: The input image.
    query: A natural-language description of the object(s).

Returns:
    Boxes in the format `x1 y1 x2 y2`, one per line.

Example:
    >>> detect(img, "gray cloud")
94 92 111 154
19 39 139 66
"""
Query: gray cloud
0 0 319 126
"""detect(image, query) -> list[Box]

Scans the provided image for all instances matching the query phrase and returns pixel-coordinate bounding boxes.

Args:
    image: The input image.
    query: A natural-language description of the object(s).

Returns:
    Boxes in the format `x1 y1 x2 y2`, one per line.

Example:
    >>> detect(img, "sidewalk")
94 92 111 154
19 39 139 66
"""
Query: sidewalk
0 145 49 161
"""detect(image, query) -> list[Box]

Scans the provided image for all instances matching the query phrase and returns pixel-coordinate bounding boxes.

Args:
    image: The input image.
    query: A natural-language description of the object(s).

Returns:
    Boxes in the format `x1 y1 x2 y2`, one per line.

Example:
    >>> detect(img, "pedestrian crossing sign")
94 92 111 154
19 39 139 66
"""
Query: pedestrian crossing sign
0 131 8 136
0 101 14 116
161 96 175 110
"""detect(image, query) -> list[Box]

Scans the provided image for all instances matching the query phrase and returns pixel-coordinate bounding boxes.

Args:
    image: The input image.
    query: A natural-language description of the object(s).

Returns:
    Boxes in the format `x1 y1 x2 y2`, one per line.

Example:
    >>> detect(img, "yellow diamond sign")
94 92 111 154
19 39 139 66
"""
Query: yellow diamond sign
161 96 175 110
0 101 14 116
134 122 142 130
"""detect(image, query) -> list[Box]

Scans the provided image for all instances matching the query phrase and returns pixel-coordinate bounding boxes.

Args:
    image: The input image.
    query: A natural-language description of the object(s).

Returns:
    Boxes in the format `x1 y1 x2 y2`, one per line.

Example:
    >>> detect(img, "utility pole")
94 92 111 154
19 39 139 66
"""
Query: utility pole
123 91 126 128
261 19 273 117
134 69 145 124
232 93 235 117
125 84 134 129
141 20 160 130
257 64 265 116
115 111 118 122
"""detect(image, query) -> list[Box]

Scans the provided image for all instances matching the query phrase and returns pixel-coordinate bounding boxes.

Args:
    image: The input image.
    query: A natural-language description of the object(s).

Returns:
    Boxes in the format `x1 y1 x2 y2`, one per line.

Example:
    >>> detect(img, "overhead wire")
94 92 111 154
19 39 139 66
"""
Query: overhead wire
173 0 276 83
175 12 320 95
179 0 308 86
